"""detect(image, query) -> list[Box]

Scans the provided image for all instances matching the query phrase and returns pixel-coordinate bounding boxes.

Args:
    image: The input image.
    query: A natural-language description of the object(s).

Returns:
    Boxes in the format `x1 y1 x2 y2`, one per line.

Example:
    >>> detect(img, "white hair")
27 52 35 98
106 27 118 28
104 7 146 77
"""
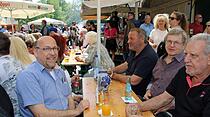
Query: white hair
190 33 210 55
85 31 97 45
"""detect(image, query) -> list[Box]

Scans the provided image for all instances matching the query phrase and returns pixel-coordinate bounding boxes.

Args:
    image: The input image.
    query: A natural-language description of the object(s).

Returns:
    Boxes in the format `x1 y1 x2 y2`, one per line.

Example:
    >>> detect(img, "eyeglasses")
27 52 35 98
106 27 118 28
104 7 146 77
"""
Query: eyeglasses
36 47 60 52
169 17 177 20
165 40 183 46
207 25 210 27
128 14 134 17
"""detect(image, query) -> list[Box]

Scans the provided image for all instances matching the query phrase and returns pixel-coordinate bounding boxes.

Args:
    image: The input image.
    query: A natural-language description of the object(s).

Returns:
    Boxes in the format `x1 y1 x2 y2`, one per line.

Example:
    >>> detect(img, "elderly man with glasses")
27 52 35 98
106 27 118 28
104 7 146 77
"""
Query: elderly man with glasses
16 36 89 117
143 29 187 116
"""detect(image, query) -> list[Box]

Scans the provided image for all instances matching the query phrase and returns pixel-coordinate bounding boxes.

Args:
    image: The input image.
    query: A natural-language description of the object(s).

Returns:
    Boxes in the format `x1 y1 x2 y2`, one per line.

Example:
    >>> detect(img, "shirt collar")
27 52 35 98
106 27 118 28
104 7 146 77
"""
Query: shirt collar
161 51 184 62
186 75 210 87
132 43 149 58
174 51 185 63
34 61 60 72
0 54 12 59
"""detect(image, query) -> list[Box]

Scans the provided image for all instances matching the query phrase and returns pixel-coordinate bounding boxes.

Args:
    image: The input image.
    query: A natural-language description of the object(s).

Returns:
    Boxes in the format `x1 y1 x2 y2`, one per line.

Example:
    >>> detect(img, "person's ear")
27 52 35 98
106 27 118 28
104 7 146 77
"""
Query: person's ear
34 48 38 57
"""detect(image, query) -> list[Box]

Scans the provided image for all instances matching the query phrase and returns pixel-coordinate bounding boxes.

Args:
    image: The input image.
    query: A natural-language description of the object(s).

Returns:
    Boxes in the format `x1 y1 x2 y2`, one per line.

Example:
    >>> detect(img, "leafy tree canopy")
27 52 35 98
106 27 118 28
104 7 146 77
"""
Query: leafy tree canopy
19 0 82 26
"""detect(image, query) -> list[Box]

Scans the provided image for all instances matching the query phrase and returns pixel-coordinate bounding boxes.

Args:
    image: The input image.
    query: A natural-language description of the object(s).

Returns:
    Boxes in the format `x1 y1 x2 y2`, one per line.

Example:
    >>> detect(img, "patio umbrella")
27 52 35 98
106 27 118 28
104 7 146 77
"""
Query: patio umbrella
0 0 54 32
28 17 66 25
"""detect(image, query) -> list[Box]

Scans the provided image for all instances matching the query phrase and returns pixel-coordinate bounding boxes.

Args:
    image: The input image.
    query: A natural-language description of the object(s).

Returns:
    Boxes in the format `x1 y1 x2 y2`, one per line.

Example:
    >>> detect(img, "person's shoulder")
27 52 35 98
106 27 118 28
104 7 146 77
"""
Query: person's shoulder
140 23 145 27
189 23 195 27
145 45 158 59
176 66 186 77
18 62 38 76
150 29 157 34
0 55 23 69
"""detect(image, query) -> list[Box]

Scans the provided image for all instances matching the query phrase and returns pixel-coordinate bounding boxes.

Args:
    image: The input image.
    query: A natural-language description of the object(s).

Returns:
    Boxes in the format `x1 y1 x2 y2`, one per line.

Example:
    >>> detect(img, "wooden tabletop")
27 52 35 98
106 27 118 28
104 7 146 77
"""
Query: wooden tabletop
83 78 154 117
61 49 88 66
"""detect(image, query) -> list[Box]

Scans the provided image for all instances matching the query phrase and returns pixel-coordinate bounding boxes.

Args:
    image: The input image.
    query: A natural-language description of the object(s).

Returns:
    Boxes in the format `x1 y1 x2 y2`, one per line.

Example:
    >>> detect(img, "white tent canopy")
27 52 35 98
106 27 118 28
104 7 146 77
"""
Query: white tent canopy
28 17 66 25
0 0 54 19
83 0 139 8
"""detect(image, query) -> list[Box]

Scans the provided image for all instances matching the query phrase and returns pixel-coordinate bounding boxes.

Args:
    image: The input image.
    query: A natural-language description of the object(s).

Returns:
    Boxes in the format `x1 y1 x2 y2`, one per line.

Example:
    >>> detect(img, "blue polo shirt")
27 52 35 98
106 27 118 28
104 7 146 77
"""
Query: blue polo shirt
140 23 154 37
16 61 71 117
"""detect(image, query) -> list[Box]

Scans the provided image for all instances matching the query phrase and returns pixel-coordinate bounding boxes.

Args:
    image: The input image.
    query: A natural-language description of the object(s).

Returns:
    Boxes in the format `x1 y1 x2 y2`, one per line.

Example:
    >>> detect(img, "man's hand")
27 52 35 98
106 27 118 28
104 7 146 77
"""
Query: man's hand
71 75 80 83
126 104 142 117
152 44 157 48
76 99 90 114
107 68 113 76
73 95 83 103
144 90 152 100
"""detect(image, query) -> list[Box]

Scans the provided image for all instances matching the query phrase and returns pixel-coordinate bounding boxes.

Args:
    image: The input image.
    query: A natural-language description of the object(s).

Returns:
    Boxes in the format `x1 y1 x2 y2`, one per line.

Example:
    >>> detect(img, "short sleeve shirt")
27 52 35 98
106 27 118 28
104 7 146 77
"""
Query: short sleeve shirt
126 44 158 97
16 61 71 117
150 52 185 96
166 67 210 117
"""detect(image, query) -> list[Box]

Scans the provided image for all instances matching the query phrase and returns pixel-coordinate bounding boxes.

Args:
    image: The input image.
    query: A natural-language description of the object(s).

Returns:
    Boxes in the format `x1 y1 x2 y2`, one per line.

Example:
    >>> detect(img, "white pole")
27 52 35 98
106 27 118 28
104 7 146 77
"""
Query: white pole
96 0 101 69
10 10 14 34
135 1 138 20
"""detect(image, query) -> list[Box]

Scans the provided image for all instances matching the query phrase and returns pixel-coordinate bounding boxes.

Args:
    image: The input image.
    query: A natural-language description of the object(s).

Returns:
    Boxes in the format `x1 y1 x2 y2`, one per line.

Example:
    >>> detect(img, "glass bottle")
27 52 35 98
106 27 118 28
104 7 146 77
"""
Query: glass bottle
125 76 132 101
73 78 80 94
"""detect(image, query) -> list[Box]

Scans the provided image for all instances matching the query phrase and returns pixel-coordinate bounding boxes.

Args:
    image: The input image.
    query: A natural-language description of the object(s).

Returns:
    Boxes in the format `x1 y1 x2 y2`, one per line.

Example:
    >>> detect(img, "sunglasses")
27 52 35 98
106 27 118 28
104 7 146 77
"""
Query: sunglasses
207 25 210 27
169 17 177 20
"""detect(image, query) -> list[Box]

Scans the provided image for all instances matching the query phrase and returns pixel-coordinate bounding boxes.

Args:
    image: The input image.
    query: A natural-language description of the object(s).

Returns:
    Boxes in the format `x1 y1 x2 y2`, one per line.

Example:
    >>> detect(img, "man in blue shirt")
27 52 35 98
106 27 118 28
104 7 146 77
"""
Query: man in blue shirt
140 15 154 37
108 28 158 97
16 36 89 117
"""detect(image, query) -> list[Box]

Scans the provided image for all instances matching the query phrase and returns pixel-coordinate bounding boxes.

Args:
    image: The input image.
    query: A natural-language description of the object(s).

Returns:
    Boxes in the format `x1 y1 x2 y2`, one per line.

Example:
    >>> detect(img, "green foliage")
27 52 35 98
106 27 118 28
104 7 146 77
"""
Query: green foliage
18 0 82 26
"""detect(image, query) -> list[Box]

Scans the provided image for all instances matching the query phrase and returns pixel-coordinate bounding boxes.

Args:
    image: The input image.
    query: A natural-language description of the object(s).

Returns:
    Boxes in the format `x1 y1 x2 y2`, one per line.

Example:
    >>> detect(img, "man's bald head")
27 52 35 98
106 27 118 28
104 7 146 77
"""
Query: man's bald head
34 36 59 70
35 36 56 47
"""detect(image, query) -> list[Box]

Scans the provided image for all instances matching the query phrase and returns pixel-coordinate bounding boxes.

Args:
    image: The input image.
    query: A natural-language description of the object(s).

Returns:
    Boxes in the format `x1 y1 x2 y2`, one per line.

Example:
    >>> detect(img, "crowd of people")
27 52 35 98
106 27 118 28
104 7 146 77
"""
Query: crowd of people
0 9 210 117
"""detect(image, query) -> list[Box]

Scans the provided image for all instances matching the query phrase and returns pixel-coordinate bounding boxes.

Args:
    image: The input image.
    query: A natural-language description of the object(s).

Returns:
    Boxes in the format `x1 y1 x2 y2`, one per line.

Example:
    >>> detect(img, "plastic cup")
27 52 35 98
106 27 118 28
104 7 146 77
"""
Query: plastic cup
130 104 139 115
102 104 111 116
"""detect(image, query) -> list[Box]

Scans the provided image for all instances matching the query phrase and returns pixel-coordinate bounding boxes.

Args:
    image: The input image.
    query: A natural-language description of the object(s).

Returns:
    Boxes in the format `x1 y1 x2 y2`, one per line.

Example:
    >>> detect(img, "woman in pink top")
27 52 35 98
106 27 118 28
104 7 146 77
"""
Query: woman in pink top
104 21 118 60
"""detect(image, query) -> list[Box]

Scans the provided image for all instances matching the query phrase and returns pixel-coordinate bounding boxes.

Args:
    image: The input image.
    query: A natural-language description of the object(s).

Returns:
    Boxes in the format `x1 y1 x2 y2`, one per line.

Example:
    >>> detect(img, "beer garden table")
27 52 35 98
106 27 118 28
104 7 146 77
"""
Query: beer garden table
82 78 155 117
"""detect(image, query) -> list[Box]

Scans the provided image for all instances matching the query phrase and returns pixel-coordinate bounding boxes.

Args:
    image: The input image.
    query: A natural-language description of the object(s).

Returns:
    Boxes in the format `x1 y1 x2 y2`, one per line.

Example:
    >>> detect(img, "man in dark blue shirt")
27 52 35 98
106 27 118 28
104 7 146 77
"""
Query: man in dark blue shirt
108 28 158 97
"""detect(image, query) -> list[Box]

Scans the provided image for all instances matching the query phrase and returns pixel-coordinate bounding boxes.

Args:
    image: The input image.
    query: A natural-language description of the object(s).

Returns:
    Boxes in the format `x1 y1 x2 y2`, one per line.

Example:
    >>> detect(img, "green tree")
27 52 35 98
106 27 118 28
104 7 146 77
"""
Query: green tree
66 0 82 25
18 0 82 27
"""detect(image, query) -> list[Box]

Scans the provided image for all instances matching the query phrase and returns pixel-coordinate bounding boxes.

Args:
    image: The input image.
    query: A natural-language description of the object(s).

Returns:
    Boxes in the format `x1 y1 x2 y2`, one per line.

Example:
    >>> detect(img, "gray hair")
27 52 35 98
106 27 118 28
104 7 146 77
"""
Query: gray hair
85 31 97 45
130 28 147 43
164 28 188 45
189 33 210 55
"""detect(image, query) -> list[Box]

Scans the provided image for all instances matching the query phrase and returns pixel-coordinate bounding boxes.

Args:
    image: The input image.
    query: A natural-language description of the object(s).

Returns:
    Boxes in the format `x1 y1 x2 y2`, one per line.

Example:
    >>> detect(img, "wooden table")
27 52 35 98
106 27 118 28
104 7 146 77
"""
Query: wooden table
83 78 154 117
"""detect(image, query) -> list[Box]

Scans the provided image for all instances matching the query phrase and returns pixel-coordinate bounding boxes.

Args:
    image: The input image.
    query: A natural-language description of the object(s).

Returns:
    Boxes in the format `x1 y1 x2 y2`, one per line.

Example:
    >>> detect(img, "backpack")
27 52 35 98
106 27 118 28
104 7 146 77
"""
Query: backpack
157 41 167 58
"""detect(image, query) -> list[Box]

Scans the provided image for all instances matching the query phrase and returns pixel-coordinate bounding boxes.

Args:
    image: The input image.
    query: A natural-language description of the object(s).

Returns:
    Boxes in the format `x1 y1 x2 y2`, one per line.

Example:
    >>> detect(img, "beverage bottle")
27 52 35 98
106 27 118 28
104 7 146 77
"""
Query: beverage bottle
96 75 104 106
73 79 80 94
125 77 132 100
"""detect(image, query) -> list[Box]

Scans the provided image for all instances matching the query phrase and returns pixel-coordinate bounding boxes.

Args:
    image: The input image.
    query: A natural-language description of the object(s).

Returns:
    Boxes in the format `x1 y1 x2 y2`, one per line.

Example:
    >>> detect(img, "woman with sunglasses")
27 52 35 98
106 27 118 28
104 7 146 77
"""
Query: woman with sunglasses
204 21 210 34
169 11 187 32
